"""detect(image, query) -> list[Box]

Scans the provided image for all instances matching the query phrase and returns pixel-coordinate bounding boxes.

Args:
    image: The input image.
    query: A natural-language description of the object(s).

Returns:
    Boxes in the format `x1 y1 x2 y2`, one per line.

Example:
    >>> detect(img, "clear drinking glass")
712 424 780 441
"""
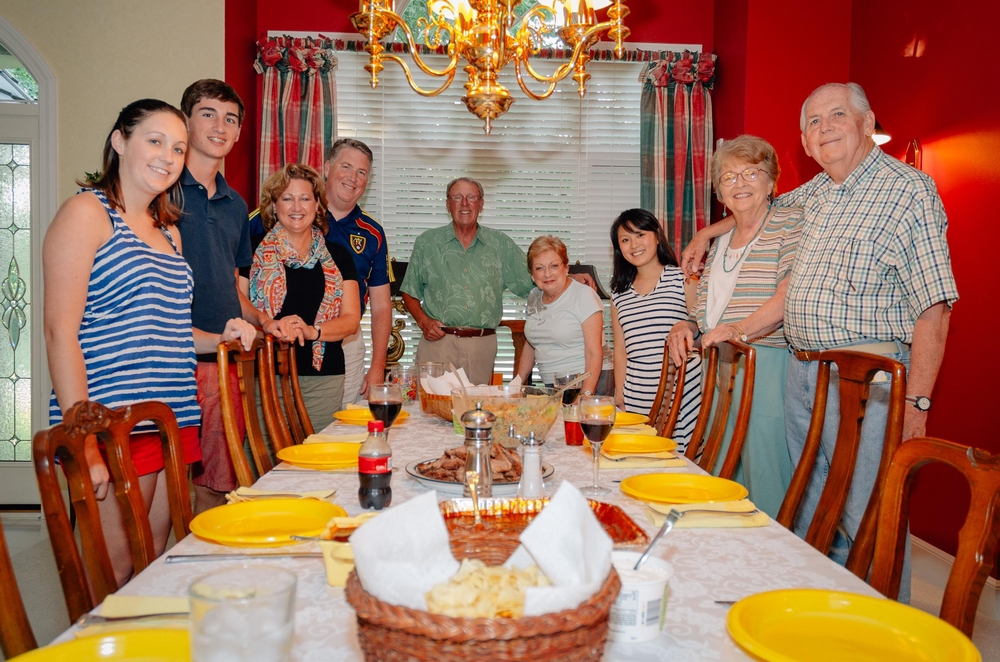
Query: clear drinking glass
388 364 417 404
189 565 296 662
579 395 616 497
368 384 404 433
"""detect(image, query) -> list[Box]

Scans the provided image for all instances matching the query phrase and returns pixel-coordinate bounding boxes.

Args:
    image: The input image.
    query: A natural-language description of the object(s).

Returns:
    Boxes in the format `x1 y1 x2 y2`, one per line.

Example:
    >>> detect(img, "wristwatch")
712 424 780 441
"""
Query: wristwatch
313 324 323 341
905 395 932 412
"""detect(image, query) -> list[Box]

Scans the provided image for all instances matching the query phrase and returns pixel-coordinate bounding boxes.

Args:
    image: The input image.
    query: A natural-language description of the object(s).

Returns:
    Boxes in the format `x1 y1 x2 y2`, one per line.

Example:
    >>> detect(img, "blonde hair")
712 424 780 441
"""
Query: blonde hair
526 235 569 271
711 135 780 200
258 164 329 233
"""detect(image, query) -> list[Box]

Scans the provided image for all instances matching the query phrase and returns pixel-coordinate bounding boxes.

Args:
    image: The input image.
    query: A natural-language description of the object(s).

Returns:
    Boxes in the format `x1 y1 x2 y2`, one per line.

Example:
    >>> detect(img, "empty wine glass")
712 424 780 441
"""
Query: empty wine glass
368 384 403 435
579 395 616 496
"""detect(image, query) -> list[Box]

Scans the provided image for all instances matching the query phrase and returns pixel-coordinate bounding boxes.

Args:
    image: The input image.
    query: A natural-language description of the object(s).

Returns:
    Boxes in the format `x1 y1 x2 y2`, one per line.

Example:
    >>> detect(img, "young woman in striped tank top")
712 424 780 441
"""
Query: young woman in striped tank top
43 99 256 586
610 209 702 454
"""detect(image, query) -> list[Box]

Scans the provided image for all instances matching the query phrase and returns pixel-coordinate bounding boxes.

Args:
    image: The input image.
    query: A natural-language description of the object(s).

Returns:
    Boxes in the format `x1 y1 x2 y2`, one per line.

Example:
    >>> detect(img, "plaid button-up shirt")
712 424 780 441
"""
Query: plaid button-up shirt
782 146 958 351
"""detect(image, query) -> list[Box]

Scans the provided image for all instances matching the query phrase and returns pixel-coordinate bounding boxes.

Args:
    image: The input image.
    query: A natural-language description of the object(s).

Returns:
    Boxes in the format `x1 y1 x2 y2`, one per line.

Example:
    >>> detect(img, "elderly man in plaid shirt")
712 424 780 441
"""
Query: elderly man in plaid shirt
682 83 958 598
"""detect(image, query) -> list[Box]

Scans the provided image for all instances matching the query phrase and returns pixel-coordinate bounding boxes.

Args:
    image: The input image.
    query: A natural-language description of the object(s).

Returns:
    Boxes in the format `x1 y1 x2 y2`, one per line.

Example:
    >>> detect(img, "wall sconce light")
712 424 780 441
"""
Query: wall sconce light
872 120 891 146
904 139 922 171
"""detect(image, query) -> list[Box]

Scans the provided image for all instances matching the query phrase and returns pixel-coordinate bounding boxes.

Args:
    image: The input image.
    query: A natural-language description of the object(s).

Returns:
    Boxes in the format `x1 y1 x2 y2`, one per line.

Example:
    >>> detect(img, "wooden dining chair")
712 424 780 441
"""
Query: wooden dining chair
684 341 756 480
218 337 291 487
32 399 192 623
265 336 314 445
647 338 687 438
776 350 906 570
0 515 36 658
866 437 1000 637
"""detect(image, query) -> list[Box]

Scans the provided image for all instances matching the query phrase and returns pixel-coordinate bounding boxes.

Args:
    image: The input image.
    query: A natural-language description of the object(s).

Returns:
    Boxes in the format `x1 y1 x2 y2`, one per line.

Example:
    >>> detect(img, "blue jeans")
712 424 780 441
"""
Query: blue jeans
785 349 911 602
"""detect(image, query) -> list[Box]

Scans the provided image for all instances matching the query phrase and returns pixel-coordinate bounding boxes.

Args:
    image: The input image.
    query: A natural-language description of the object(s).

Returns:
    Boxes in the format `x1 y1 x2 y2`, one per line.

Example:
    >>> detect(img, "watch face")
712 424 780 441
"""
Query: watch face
914 396 931 411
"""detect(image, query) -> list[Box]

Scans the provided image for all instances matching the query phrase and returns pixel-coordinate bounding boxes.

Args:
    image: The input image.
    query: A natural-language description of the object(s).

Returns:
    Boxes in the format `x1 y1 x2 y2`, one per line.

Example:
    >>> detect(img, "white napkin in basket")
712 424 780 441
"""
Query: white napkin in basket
421 367 473 395
506 482 613 615
350 491 460 610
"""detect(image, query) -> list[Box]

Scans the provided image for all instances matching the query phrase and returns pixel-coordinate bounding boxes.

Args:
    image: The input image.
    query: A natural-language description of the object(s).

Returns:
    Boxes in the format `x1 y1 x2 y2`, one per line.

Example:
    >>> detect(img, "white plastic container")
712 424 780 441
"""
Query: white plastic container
607 550 672 643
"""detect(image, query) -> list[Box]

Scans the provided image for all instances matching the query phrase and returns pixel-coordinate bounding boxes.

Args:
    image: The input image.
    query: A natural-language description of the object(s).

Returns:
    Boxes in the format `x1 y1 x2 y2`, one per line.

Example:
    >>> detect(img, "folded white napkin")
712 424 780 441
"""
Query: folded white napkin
421 367 474 395
506 482 613 615
508 374 523 390
350 492 460 610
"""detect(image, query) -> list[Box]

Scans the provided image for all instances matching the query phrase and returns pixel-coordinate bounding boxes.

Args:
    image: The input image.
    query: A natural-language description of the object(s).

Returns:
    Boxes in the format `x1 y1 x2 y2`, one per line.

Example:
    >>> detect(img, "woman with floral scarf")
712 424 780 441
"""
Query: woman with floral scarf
247 164 361 423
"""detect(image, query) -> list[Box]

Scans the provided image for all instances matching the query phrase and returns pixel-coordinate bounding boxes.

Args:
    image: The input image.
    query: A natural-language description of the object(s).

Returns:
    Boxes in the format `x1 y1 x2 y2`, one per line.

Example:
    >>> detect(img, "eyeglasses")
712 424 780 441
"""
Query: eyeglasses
448 194 482 204
720 168 767 187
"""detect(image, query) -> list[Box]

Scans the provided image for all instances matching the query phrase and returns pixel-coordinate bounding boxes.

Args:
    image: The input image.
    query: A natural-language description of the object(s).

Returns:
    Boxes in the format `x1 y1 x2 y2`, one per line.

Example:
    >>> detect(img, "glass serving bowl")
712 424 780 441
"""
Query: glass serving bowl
451 385 561 448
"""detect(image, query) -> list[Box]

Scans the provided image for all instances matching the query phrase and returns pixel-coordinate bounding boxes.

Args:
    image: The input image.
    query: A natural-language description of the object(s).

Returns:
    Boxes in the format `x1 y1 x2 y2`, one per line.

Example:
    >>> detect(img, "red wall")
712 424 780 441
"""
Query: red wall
850 0 1000 560
713 0 851 194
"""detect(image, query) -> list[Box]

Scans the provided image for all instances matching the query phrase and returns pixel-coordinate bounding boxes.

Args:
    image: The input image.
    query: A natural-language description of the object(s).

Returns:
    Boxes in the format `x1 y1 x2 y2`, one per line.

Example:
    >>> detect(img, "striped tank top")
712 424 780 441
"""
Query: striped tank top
612 265 701 452
48 189 200 432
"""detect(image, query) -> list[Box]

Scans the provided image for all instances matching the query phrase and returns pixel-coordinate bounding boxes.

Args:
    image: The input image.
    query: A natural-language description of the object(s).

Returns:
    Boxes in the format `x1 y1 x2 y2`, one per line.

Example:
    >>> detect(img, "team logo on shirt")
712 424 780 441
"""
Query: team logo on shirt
350 234 366 254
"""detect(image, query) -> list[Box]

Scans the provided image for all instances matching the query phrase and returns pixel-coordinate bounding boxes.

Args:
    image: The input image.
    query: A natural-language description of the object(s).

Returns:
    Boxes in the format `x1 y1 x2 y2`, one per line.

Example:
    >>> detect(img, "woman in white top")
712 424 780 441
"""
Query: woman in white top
516 236 603 395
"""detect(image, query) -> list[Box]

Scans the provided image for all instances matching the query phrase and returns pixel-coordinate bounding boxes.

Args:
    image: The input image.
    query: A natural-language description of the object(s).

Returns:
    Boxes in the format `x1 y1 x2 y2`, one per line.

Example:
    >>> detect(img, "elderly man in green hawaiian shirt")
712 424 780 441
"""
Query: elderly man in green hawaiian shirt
400 177 535 386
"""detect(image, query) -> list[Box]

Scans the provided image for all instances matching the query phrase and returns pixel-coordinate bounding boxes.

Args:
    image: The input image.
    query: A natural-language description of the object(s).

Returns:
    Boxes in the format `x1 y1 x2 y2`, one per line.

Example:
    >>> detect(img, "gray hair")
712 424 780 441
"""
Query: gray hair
799 82 872 132
446 177 484 200
325 138 373 167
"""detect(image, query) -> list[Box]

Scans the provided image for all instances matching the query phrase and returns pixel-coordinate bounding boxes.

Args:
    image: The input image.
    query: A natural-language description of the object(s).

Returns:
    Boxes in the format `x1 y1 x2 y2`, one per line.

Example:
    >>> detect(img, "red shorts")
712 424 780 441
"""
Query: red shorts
98 426 202 478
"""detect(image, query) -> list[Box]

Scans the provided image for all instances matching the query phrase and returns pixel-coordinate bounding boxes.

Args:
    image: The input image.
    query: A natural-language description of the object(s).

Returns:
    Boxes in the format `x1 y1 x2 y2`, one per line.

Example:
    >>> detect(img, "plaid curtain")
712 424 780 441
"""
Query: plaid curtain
254 36 339 199
639 52 716 254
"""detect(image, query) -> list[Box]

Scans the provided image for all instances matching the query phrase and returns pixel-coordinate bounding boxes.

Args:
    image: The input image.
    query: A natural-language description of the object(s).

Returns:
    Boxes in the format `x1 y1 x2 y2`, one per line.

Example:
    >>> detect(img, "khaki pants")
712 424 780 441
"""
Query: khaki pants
415 334 497 386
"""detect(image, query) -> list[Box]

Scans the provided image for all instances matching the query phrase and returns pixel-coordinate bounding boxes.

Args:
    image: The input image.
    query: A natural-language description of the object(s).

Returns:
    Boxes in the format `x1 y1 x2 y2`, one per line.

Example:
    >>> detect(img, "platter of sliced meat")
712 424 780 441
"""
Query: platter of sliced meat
405 444 553 496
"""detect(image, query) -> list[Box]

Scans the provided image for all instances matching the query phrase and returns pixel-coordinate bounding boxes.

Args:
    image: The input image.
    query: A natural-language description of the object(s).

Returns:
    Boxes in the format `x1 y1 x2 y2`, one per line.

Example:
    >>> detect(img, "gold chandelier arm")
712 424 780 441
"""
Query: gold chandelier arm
514 59 566 100
381 54 457 96
391 10 460 78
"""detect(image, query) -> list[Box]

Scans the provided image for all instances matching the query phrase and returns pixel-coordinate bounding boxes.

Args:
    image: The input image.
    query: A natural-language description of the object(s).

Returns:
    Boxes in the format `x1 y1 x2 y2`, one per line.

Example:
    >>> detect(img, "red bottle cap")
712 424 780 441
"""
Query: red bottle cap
368 420 385 432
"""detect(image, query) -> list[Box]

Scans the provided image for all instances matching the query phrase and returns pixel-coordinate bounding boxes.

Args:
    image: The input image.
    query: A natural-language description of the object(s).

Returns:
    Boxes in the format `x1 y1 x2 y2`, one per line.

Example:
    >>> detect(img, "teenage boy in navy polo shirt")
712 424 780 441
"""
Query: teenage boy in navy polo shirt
178 79 295 512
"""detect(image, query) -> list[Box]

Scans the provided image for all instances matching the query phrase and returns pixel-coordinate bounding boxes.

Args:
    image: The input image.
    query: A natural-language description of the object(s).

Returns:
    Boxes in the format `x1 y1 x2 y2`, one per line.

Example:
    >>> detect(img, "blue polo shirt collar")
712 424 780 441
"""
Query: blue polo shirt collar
181 167 236 201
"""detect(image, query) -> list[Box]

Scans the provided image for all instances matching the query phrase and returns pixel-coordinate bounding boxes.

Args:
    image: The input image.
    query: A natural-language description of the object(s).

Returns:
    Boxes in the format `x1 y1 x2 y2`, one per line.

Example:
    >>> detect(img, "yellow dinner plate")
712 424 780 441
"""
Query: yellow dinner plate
190 499 347 547
14 629 189 661
333 409 409 426
602 434 677 455
619 473 748 504
276 442 360 469
727 589 981 662
612 412 649 427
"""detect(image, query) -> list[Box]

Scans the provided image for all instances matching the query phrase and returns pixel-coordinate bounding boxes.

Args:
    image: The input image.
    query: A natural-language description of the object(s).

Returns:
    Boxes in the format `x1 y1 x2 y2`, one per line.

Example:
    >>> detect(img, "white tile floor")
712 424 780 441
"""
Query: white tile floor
2 512 998 660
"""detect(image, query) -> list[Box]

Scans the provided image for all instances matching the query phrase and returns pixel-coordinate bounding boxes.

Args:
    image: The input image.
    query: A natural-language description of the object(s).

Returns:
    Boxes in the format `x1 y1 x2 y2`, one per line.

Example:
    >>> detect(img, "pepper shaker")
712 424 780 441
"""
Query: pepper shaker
461 403 495 498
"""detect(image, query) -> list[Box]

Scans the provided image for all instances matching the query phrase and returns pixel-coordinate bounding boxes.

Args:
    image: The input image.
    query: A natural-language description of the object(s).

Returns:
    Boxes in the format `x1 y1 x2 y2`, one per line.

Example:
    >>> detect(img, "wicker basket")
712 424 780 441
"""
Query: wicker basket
419 386 454 423
345 532 621 661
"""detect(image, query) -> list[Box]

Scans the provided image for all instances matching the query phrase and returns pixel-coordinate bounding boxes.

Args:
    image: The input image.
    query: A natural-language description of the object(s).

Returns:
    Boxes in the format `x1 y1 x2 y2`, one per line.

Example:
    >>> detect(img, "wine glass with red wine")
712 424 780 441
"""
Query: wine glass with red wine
368 384 403 431
579 395 616 497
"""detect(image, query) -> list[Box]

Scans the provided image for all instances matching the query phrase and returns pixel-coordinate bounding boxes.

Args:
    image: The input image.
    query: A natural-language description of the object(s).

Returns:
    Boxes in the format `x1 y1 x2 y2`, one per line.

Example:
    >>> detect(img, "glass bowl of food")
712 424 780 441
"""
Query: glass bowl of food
451 385 561 448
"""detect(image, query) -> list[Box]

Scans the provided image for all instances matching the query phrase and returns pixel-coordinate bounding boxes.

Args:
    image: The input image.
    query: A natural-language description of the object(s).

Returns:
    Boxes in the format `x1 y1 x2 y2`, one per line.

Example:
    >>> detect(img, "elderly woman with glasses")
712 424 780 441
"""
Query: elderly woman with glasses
666 134 805 517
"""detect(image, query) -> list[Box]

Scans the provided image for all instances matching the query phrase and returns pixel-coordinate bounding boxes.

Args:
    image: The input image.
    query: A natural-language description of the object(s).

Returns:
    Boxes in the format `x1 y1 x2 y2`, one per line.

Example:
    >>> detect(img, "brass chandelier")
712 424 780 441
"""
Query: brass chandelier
351 0 630 134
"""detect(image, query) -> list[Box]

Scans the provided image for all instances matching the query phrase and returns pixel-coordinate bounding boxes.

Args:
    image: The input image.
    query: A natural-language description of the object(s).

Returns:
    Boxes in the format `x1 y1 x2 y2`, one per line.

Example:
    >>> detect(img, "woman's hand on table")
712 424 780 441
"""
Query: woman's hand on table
667 321 699 366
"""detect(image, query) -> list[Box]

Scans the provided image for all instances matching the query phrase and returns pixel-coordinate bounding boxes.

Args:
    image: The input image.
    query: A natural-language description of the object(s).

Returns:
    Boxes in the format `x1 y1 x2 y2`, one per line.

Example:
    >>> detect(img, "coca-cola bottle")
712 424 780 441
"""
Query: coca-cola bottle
358 420 392 510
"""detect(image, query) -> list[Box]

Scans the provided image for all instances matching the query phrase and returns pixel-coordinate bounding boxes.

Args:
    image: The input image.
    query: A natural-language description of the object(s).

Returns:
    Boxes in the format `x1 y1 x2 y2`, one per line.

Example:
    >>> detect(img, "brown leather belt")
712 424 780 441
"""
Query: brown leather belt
440 326 496 338
793 341 910 362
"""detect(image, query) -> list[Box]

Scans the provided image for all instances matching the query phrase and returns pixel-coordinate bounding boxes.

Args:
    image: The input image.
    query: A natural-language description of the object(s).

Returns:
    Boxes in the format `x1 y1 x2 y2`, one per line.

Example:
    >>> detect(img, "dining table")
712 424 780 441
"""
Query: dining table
62 403 883 661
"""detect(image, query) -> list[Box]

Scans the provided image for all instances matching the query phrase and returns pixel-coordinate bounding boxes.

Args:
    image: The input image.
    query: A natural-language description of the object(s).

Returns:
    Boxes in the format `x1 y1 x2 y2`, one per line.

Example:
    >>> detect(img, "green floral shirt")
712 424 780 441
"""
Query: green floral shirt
400 223 534 328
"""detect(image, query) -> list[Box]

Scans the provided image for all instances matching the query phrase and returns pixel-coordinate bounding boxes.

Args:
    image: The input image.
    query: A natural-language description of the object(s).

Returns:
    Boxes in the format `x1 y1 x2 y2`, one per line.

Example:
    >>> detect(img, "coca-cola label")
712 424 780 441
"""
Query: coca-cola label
359 456 391 474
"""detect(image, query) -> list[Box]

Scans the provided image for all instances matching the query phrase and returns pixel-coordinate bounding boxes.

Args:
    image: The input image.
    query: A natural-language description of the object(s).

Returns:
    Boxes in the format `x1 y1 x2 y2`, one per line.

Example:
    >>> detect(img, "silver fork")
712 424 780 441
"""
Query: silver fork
634 508 761 570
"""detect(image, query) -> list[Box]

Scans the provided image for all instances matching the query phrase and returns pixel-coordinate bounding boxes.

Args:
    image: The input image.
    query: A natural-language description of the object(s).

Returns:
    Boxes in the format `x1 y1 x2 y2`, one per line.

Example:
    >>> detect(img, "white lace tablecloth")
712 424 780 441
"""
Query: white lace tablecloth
103 405 880 661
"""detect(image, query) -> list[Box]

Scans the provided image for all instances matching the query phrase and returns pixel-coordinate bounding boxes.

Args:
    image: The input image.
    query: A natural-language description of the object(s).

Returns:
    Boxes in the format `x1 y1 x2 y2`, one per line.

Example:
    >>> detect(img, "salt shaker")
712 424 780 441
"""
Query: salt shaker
461 403 495 498
512 427 546 499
